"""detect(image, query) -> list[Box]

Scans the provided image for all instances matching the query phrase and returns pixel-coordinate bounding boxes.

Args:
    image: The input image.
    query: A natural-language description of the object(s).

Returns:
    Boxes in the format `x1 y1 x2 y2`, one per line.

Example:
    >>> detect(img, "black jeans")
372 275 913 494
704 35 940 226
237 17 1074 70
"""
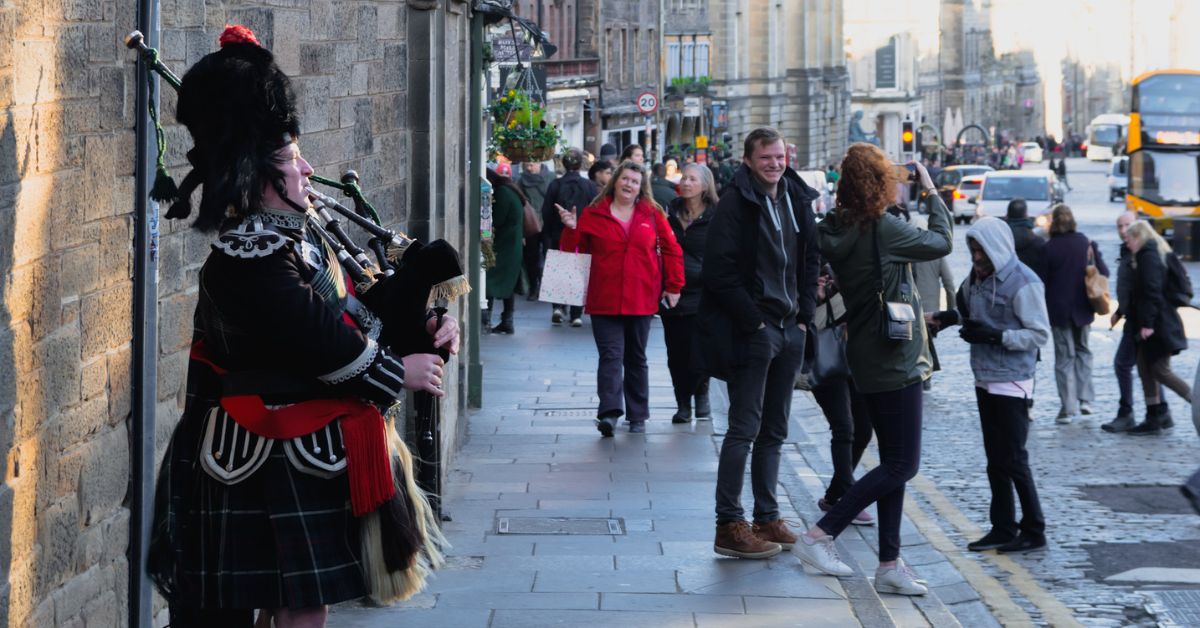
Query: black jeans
715 325 806 524
523 236 544 293
661 314 711 407
1116 330 1162 414
817 382 922 562
975 387 1045 539
811 378 873 504
591 315 652 422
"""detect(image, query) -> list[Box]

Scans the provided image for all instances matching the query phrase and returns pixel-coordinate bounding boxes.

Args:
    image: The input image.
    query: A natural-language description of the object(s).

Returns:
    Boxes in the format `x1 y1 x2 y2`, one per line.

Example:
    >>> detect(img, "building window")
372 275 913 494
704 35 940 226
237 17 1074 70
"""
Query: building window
681 41 694 79
667 41 681 82
606 28 615 83
695 42 709 77
620 28 628 87
633 28 641 83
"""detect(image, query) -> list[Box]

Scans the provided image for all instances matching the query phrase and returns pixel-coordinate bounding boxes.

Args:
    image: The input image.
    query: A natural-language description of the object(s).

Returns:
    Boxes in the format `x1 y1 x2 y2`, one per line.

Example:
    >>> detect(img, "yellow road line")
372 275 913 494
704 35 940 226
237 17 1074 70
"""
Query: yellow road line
862 451 1084 627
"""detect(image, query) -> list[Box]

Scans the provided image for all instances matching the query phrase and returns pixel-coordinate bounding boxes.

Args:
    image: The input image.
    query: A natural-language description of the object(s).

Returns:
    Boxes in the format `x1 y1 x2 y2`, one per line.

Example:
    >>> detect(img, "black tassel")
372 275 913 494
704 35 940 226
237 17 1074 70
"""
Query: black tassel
150 165 180 204
164 169 202 220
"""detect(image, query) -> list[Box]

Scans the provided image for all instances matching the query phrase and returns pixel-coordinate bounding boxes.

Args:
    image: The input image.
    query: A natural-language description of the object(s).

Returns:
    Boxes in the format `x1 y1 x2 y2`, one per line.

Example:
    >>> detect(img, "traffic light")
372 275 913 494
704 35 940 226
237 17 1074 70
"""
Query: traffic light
902 121 915 152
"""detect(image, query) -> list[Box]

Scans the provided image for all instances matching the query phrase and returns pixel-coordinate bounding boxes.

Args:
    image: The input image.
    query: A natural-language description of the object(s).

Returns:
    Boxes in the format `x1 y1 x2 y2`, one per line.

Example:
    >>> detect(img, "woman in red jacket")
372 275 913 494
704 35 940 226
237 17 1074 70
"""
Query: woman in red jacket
558 160 685 435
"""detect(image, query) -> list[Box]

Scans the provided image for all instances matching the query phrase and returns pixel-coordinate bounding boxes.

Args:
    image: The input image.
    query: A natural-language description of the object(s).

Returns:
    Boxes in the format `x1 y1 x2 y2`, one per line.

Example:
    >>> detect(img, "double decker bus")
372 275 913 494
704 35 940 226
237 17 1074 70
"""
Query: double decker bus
1126 70 1200 226
1085 113 1129 160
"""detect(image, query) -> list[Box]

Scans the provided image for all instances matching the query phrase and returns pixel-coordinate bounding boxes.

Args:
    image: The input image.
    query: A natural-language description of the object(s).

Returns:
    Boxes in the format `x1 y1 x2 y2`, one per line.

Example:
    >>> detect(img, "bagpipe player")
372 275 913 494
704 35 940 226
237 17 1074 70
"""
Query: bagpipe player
146 26 458 627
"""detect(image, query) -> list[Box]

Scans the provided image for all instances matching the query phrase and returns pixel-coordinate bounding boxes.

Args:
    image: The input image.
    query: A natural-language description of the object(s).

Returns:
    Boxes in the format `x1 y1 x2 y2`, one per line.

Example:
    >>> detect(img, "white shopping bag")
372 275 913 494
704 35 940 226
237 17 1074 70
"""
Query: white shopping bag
538 249 591 307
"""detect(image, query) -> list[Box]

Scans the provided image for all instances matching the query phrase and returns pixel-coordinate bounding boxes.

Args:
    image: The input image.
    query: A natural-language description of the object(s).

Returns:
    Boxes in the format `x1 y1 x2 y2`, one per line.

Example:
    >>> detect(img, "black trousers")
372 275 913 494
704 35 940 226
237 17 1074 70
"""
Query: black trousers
716 325 806 524
811 378 873 504
591 315 653 422
817 382 922 562
975 387 1045 538
523 236 544 293
661 314 710 407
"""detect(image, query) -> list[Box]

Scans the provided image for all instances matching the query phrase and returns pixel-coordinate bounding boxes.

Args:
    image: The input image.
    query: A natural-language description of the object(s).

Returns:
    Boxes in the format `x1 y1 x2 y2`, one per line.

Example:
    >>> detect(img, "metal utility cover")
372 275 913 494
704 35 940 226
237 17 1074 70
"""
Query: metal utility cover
497 517 625 535
1080 484 1194 515
1145 589 1200 627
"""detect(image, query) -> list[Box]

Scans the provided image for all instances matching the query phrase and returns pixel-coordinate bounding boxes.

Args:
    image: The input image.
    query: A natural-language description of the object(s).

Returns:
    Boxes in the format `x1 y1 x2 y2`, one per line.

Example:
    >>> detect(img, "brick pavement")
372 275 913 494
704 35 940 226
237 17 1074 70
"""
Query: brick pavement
327 302 993 627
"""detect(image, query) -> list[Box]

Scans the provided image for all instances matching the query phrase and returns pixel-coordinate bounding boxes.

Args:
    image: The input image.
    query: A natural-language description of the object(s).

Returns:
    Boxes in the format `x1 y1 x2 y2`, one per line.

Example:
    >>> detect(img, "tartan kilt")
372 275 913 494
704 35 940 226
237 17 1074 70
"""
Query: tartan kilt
150 402 368 610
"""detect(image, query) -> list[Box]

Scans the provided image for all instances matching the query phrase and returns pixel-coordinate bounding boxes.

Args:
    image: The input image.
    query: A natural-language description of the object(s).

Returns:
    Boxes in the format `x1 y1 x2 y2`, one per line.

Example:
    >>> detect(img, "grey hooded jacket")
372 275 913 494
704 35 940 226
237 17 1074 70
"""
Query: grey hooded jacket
958 217 1051 383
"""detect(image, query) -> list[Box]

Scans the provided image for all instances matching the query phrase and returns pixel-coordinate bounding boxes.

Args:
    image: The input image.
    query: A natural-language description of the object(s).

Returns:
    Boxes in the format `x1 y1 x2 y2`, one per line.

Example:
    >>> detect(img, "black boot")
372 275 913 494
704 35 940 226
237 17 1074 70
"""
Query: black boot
672 392 692 423
1159 403 1175 429
1128 405 1165 436
1102 407 1137 433
694 391 711 419
481 308 493 334
491 313 514 335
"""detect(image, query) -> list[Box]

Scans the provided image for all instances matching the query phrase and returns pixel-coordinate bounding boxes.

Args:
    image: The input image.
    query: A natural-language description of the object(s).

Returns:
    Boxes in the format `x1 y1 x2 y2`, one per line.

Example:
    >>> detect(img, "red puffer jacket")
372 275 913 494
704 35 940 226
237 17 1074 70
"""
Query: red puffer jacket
559 196 685 316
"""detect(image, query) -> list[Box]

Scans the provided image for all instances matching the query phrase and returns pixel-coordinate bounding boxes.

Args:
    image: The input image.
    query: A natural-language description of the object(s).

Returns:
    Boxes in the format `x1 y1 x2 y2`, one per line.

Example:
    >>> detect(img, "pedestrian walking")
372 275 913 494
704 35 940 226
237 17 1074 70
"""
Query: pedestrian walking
1005 199 1047 279
484 164 526 334
1103 211 1162 432
798 143 951 596
1123 221 1192 435
620 144 646 168
663 164 716 424
809 268 876 526
910 214 957 390
148 26 452 626
697 127 820 560
651 162 679 209
541 148 598 326
957 217 1050 554
598 143 619 166
1055 158 1071 191
557 160 684 435
1042 205 1108 422
588 160 613 188
517 161 552 300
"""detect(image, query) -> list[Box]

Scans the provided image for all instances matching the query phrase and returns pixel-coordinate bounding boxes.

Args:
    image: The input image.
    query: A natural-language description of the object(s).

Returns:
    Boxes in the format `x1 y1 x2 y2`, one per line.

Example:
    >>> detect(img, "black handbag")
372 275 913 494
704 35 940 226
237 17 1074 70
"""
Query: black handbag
811 301 850 386
872 223 916 342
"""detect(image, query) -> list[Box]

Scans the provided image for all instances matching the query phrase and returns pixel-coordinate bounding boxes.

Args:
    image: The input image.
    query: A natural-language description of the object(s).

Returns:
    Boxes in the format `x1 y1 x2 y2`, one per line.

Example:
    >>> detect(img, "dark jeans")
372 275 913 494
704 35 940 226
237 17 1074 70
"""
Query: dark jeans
715 325 806 524
975 388 1045 539
661 314 710 407
591 315 653 422
817 382 922 562
487 296 514 317
1116 330 1161 415
811 378 873 504
523 236 544 293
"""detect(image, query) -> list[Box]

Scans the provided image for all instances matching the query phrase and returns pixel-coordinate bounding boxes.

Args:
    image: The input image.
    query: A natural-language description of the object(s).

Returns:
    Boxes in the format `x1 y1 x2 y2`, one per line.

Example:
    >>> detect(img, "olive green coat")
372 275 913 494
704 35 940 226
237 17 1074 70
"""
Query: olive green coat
487 185 524 299
816 196 953 394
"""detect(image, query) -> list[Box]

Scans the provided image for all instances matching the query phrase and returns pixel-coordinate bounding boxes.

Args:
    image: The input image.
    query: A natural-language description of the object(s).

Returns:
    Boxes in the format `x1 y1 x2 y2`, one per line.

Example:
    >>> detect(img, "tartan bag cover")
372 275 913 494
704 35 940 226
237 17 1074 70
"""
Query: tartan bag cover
538 249 591 307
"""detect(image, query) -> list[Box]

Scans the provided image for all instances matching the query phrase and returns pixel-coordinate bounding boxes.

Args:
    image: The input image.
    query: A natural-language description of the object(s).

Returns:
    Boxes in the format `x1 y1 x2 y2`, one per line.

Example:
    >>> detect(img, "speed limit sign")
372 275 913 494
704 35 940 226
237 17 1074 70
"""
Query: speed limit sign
636 92 658 114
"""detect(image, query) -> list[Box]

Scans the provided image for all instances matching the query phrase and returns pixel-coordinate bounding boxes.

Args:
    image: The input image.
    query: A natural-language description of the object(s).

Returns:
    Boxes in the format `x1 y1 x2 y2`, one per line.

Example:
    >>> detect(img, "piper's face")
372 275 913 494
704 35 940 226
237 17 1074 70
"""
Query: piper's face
268 142 314 210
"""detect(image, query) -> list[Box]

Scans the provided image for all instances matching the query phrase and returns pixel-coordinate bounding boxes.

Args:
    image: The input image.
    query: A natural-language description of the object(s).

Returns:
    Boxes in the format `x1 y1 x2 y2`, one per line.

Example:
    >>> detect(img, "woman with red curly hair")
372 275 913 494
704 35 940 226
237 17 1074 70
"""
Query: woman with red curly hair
791 143 952 596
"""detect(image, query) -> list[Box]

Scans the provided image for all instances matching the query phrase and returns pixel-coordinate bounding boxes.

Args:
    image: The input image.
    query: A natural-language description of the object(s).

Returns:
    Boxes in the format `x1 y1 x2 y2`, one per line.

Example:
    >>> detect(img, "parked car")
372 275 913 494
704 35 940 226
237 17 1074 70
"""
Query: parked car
969 169 1063 228
1108 156 1129 202
1019 142 1044 163
934 164 994 221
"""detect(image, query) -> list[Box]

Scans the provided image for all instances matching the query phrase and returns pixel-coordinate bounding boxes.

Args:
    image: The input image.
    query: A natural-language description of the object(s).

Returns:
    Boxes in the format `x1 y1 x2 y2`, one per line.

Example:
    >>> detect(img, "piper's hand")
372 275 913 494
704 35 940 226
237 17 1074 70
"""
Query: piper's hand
556 203 578 230
402 353 446 397
1140 327 1155 340
909 160 935 192
663 292 680 308
1110 312 1122 329
427 314 461 355
924 313 941 332
816 276 828 302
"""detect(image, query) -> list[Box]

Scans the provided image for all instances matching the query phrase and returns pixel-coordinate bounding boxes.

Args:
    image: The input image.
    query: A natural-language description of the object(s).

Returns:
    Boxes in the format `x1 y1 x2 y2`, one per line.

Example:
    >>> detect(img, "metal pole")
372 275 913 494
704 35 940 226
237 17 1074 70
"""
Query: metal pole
467 10 484 409
129 0 159 624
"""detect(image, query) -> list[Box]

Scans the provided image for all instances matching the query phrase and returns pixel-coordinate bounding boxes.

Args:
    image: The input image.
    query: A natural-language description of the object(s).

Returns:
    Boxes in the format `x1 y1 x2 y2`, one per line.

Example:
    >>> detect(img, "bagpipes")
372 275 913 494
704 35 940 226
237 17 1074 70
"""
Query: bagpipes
126 30 465 602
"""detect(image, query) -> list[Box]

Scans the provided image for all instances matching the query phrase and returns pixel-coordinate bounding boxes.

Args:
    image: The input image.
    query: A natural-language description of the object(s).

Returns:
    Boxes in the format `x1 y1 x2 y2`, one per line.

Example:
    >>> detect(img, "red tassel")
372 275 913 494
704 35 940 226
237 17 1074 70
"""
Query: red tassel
219 25 261 48
341 406 397 516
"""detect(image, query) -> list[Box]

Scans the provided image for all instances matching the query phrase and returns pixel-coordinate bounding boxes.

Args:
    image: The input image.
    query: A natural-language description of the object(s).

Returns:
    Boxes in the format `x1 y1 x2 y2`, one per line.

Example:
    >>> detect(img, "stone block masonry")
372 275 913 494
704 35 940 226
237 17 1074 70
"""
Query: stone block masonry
0 0 475 624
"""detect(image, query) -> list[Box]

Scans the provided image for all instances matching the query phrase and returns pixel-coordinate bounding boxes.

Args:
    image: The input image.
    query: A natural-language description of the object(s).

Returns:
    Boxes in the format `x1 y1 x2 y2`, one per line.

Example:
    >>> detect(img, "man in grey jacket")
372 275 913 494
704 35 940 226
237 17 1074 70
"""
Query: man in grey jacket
957 217 1050 554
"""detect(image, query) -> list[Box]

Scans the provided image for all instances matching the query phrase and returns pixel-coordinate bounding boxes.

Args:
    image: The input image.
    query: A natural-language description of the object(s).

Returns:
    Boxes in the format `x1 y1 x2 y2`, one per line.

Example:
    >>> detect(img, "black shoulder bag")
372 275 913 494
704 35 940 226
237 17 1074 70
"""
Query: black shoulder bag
872 222 916 342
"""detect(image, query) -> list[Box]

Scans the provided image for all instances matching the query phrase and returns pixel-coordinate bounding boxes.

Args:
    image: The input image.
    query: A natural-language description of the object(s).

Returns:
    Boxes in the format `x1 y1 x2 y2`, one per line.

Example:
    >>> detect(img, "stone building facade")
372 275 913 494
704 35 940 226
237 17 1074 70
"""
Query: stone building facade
662 0 713 153
709 0 850 169
0 0 476 624
595 0 662 156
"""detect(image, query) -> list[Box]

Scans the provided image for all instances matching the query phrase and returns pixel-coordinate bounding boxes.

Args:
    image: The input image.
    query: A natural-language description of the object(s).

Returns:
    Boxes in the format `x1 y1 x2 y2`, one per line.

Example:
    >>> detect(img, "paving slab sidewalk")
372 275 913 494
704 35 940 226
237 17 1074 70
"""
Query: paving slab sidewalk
328 303 981 627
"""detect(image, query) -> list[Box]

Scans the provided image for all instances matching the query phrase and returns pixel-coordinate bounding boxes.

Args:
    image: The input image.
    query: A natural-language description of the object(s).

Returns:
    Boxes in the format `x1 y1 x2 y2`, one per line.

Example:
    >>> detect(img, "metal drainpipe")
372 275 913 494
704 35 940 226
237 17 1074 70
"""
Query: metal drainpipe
129 0 159 625
467 10 484 408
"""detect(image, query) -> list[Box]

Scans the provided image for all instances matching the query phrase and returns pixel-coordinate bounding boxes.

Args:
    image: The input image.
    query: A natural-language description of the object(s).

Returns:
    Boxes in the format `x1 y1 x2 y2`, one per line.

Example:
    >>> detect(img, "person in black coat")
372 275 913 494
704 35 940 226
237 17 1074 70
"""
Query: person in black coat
541 148 599 325
1124 221 1191 434
1004 199 1046 279
663 164 716 423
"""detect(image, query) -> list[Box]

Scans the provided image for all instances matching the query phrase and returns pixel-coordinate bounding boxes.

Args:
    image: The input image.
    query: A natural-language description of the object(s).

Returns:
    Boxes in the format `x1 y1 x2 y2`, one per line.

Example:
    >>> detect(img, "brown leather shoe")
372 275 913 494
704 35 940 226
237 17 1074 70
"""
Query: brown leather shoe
753 519 799 549
714 521 782 559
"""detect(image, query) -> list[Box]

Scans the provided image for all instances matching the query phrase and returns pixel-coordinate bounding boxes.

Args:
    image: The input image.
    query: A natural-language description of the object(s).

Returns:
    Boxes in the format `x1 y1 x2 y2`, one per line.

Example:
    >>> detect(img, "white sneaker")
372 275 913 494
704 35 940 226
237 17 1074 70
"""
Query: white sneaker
791 534 853 577
874 560 928 596
1055 408 1074 424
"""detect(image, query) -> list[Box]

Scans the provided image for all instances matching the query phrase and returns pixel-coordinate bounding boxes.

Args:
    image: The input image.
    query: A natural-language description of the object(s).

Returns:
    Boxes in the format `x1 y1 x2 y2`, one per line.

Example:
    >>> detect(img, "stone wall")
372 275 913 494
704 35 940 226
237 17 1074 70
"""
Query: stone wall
0 0 474 625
